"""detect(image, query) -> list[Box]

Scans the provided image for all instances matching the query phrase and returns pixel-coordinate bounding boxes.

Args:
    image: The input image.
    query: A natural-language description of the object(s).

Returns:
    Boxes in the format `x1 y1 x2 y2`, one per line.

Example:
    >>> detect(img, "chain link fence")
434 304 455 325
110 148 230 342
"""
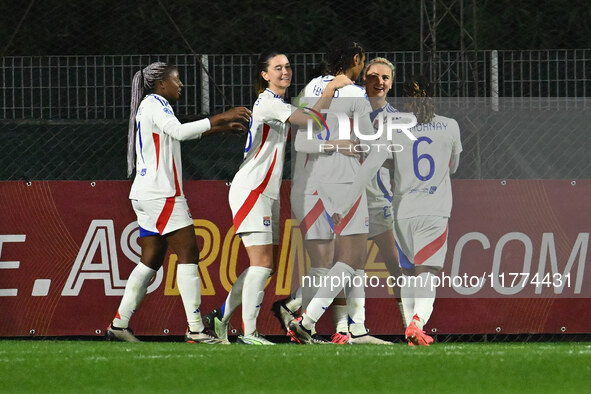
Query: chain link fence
1 0 590 181
1 50 590 181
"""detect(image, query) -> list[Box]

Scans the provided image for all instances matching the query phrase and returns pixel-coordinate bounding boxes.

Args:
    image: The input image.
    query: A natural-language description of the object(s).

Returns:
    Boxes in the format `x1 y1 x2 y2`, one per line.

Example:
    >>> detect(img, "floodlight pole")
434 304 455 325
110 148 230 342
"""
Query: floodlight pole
419 0 479 97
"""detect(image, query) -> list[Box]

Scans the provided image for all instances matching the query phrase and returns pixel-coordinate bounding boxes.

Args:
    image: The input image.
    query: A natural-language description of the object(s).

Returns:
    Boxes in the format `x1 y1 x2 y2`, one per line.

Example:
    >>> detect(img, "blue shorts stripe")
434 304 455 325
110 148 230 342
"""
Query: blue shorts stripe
139 225 159 238
396 241 414 270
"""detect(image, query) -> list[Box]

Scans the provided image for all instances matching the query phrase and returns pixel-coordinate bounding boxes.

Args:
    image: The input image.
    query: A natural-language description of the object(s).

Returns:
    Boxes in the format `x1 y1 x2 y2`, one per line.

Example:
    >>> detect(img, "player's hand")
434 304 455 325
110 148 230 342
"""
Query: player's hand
382 158 394 170
334 140 359 157
328 74 354 90
324 140 359 157
331 213 342 226
208 121 247 134
210 106 252 126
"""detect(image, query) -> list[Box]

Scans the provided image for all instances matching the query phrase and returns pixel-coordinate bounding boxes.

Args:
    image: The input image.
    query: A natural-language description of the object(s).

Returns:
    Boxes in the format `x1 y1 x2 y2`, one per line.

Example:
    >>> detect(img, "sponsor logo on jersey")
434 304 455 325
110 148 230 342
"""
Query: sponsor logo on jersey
163 107 174 115
383 206 392 218
410 186 438 194
263 216 271 226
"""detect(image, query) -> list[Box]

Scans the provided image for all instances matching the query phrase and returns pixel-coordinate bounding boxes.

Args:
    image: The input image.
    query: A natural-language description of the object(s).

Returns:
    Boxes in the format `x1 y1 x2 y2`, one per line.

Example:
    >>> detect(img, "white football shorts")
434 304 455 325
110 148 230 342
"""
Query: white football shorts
229 184 279 245
393 216 449 270
317 183 369 236
132 196 193 237
367 201 394 239
291 191 335 240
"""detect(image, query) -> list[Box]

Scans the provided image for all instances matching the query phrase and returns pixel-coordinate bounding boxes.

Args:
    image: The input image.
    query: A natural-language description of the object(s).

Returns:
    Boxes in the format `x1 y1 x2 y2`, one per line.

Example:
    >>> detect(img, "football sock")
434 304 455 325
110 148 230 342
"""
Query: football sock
400 274 415 329
413 272 436 330
242 266 272 335
176 263 204 333
302 267 329 312
332 302 349 333
284 287 302 313
397 301 407 328
302 262 355 331
347 269 367 336
112 262 156 328
220 268 249 325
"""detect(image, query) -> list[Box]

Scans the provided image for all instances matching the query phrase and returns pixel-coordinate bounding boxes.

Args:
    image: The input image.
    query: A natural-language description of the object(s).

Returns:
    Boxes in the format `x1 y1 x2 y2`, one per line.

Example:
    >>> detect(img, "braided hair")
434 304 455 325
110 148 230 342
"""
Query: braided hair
325 38 365 76
403 75 435 124
126 62 177 177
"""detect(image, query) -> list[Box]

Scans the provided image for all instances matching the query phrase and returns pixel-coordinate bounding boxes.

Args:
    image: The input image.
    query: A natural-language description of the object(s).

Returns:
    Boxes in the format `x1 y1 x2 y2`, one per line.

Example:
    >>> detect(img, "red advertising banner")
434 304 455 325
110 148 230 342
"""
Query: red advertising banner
0 180 590 337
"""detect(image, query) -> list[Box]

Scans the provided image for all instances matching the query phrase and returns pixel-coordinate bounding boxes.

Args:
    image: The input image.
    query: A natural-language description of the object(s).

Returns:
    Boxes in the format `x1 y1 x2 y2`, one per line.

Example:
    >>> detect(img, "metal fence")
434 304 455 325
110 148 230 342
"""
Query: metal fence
1 49 590 181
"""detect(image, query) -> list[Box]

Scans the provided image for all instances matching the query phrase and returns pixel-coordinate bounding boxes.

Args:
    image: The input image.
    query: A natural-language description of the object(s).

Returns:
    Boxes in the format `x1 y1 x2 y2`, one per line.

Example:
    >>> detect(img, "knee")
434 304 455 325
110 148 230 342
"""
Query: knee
415 266 441 276
177 246 200 264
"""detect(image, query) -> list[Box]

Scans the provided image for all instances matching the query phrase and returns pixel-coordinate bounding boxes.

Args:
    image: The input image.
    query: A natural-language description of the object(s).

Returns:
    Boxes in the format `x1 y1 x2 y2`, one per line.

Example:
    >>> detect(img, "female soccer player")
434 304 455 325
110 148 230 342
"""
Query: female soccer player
328 75 462 346
106 61 251 343
273 65 360 344
394 76 462 345
288 39 391 344
204 51 352 345
363 57 405 328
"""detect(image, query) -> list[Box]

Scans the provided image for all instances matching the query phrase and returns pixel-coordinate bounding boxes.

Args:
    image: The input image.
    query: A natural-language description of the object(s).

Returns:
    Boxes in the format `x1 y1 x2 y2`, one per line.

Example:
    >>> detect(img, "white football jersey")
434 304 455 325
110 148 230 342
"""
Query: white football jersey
129 94 185 200
302 75 374 185
365 103 398 206
291 81 325 196
231 88 294 199
291 136 318 196
392 114 462 218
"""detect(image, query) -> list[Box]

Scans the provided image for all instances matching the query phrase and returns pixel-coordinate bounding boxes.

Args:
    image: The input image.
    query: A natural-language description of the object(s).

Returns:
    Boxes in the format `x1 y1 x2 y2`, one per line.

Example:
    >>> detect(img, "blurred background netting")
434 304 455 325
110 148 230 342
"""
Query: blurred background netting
1 0 590 181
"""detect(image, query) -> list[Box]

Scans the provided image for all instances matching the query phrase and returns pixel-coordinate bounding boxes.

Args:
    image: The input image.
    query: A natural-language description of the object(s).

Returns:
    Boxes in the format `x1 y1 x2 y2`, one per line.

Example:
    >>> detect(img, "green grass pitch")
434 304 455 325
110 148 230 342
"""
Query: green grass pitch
1 340 590 393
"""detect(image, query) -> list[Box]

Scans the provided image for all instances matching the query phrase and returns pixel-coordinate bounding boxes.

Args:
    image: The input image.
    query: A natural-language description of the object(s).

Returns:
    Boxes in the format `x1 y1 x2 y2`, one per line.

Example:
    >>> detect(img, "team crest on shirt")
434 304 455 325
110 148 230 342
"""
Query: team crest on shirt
263 216 271 226
365 217 369 227
429 186 438 194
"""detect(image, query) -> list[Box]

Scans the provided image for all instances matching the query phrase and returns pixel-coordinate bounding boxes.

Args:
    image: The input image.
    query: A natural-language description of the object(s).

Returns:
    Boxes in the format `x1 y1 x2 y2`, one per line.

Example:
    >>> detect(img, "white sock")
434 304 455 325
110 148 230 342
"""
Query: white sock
400 274 415 329
397 301 407 329
413 272 436 330
347 269 367 336
112 262 156 328
220 268 249 325
302 262 355 331
176 263 204 333
302 267 329 312
285 287 302 313
332 303 349 333
242 266 272 335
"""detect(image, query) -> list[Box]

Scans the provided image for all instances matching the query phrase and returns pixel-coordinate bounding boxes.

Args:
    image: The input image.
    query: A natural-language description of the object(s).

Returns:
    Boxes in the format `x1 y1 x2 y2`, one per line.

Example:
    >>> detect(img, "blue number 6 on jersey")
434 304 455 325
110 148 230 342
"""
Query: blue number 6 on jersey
412 136 435 181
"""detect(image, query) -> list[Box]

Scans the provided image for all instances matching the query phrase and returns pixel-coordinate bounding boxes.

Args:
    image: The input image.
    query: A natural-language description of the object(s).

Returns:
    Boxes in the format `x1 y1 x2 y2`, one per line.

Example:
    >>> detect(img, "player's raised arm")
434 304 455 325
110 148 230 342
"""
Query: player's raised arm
204 106 251 135
288 74 353 127
161 106 251 141
294 130 359 157
330 137 391 223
